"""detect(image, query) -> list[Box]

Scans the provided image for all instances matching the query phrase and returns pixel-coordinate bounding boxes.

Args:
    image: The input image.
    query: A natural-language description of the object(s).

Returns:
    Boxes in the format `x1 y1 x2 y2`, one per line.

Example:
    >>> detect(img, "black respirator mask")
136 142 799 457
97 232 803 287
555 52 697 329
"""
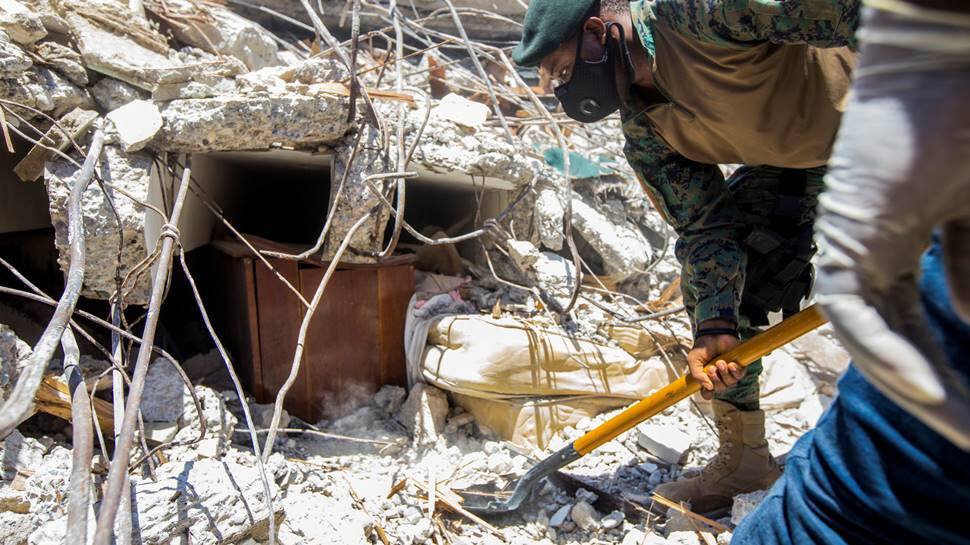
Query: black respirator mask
554 22 636 123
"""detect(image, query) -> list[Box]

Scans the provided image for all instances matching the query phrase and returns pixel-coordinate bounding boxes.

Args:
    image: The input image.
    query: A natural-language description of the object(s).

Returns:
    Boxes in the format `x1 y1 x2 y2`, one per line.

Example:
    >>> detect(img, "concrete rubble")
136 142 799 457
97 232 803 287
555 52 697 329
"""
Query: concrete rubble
44 142 156 303
0 325 846 545
0 323 30 400
0 1 861 544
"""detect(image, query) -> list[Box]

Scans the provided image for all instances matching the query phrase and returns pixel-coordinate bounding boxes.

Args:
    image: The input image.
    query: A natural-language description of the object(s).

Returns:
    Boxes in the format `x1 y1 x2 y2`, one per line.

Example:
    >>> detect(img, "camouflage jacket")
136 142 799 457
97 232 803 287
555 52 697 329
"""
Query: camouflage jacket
623 0 859 328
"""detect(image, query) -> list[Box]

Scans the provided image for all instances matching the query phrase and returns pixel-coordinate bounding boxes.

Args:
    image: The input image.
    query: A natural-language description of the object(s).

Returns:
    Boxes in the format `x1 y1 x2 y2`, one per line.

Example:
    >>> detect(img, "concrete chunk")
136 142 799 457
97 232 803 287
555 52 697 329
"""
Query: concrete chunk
64 9 244 91
172 386 238 458
155 94 351 152
106 99 162 152
0 324 31 403
637 423 694 465
0 0 45 44
0 66 92 119
162 0 281 70
17 0 66 33
33 41 87 86
571 192 652 280
548 504 571 528
601 510 625 530
731 488 769 525
396 383 449 446
570 501 601 531
0 30 29 77
91 77 148 111
0 429 48 482
130 459 280 545
45 144 154 304
139 357 190 422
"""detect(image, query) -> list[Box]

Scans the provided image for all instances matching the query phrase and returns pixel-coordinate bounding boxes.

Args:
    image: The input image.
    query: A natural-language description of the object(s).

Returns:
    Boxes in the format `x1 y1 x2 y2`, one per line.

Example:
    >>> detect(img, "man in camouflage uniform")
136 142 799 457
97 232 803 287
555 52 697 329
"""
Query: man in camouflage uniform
514 0 857 514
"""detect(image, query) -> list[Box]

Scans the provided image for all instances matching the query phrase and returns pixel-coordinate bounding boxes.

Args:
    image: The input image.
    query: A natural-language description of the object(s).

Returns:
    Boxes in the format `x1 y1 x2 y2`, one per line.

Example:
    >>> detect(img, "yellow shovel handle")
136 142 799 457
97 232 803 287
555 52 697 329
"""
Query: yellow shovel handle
573 305 828 455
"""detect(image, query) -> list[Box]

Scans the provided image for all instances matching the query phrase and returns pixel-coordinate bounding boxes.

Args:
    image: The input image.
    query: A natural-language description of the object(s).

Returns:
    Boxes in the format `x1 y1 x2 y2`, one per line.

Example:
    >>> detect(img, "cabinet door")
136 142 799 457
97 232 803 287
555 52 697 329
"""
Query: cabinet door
301 267 380 422
255 258 303 412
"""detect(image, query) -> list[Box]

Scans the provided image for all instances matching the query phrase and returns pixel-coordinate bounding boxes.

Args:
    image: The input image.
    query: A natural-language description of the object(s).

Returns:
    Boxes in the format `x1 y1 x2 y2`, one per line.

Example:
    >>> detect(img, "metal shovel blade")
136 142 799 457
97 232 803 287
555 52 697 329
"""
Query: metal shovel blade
459 445 581 515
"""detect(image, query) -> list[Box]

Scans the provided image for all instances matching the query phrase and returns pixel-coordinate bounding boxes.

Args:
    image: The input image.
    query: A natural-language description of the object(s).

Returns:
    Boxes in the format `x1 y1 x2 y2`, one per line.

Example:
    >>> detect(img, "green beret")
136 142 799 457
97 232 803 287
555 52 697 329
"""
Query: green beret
512 0 598 67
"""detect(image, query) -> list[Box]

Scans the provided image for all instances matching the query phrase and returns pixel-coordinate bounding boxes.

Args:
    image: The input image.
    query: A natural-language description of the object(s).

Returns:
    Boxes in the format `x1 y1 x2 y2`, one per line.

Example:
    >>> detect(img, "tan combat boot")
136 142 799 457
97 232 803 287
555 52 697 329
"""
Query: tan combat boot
652 400 781 516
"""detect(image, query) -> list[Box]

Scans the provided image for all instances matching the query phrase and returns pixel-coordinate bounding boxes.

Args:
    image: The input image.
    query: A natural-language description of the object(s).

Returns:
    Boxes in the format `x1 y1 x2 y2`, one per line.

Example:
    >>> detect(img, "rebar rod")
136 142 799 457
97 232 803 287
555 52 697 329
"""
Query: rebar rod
62 313 93 545
93 162 193 545
261 209 377 462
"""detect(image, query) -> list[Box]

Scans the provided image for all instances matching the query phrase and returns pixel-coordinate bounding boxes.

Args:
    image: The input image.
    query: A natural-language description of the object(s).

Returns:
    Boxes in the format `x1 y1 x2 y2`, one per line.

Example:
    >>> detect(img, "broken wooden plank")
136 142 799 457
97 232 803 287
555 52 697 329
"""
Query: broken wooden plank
650 492 731 534
14 108 98 182
393 477 503 539
35 374 114 432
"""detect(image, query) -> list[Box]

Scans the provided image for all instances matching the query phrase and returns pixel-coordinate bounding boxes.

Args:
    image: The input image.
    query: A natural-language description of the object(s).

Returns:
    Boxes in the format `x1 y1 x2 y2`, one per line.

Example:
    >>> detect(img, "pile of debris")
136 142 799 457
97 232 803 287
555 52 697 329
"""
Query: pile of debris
0 318 848 545
0 1 854 544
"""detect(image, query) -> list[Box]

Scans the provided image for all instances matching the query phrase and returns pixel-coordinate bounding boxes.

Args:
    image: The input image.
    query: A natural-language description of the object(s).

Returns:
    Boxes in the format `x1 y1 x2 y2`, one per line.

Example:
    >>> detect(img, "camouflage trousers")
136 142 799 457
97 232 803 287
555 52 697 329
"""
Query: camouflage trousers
683 165 826 411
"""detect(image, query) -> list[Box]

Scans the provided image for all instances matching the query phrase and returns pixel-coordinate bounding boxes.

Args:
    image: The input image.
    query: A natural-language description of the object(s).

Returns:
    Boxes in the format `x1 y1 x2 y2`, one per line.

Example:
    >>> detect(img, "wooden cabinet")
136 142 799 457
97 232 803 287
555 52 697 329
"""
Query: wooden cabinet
192 239 414 423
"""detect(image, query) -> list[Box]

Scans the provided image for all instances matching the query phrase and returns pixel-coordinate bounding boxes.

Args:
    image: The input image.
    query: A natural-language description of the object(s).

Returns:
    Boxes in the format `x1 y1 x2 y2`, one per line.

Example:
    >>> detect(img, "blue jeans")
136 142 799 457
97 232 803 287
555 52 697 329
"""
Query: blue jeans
732 244 970 544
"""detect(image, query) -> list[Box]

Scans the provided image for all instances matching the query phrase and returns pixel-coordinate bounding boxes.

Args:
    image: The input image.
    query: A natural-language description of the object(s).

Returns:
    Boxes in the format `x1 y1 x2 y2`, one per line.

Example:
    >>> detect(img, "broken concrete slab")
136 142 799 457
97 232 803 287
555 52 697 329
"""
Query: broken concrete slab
571 192 653 280
405 112 557 189
151 79 234 102
0 30 29 78
0 429 48 482
105 99 162 152
0 0 45 45
62 7 171 89
396 383 449 447
278 57 348 85
33 41 87 87
45 142 154 304
28 504 96 544
130 459 280 545
506 239 542 270
154 93 352 152
534 185 565 251
63 9 245 92
14 107 98 182
172 386 238 458
23 445 71 519
162 0 281 71
17 0 65 34
140 357 191 422
90 77 148 111
431 93 490 129
0 511 34 545
321 125 392 262
0 65 92 119
637 423 694 465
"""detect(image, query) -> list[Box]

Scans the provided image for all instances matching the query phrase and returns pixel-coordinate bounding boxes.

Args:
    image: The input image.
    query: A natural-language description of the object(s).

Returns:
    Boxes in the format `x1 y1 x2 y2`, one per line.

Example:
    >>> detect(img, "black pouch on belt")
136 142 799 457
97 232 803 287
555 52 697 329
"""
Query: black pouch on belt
740 169 817 327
